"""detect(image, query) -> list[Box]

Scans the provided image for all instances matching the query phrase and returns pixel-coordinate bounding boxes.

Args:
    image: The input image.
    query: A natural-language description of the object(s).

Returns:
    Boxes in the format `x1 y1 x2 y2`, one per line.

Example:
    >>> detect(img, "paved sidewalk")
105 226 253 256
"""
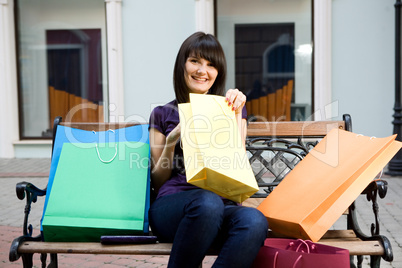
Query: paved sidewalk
1 158 401 267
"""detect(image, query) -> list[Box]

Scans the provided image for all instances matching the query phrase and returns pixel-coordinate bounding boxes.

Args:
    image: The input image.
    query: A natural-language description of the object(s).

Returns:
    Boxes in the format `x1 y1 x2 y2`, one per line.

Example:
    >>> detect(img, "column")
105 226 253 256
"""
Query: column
313 0 333 119
195 0 214 35
105 0 125 122
0 0 19 158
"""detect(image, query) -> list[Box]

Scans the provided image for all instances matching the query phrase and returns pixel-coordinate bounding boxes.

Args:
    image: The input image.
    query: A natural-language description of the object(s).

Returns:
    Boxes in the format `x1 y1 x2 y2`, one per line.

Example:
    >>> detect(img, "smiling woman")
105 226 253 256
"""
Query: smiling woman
184 56 218 94
147 32 268 268
173 32 227 104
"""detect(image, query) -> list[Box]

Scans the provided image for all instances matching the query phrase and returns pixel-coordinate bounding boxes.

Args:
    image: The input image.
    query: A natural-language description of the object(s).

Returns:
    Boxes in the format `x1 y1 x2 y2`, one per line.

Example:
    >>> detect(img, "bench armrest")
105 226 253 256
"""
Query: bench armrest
9 182 47 262
348 179 393 262
16 181 47 200
15 181 46 237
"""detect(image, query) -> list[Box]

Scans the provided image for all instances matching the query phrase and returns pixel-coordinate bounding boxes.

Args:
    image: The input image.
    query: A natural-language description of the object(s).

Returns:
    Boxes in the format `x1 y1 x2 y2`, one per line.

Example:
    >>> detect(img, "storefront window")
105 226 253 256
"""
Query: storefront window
16 0 107 138
216 0 312 121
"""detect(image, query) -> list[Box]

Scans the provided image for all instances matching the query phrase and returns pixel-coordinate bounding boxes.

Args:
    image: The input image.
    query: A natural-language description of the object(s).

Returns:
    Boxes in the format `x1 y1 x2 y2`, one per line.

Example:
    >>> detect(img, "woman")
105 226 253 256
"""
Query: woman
148 32 268 268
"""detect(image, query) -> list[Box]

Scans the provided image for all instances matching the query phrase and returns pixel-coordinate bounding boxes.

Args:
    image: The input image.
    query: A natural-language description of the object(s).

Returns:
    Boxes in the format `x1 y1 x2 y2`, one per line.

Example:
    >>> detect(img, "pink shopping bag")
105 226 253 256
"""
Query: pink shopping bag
252 238 350 268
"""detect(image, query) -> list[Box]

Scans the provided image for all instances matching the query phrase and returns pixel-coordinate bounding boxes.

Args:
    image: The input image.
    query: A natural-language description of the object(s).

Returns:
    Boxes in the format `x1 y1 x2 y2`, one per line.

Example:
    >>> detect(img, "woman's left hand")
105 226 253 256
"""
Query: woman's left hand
225 88 246 115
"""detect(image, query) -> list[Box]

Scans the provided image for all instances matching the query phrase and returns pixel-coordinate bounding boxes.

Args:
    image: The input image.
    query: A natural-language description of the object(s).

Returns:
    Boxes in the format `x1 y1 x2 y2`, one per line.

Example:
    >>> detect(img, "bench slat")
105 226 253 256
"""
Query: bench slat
318 240 384 256
18 238 383 256
60 121 345 136
60 122 145 131
247 121 345 137
18 242 173 255
321 230 357 239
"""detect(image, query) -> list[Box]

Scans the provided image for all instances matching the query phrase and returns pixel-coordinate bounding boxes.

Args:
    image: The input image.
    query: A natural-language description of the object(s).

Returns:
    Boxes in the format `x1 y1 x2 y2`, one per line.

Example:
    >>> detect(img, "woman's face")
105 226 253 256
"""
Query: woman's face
184 55 218 95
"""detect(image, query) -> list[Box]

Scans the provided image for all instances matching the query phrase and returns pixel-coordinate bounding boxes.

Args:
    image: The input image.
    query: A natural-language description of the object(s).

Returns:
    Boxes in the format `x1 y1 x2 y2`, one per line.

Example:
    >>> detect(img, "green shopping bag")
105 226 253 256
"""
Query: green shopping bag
42 141 149 242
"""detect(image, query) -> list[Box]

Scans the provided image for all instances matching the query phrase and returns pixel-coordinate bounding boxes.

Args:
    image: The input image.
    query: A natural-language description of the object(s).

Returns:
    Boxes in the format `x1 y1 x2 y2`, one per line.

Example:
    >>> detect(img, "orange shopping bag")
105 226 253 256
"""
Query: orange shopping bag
257 128 402 242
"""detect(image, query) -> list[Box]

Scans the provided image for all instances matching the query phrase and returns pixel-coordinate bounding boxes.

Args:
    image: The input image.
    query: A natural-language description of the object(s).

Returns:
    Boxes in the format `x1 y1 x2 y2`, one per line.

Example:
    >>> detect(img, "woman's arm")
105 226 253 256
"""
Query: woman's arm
149 124 181 192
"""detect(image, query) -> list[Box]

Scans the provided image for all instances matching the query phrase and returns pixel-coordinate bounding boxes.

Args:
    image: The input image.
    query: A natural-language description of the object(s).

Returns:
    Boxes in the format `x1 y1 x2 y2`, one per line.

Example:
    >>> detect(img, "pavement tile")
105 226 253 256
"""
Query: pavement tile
128 255 152 261
132 263 164 268
110 258 138 266
97 263 125 268
146 257 168 264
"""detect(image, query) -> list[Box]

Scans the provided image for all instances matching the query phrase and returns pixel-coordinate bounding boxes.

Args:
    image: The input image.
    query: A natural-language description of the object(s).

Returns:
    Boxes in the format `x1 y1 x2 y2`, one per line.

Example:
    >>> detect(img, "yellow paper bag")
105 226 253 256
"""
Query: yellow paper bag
178 93 259 203
257 128 402 242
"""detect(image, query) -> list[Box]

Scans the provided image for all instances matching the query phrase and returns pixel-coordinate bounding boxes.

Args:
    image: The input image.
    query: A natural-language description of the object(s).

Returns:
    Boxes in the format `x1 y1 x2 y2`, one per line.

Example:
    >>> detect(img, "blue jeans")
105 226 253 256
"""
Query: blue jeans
149 189 268 268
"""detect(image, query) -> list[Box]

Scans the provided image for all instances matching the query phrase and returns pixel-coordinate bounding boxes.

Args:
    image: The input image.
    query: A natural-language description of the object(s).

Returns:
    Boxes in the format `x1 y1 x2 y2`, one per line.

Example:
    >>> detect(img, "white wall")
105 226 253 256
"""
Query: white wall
121 0 196 123
332 0 395 138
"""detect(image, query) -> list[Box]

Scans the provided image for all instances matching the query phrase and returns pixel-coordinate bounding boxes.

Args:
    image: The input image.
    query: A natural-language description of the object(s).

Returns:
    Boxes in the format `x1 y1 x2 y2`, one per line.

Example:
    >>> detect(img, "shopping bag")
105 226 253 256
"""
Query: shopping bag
42 140 149 242
178 93 258 203
252 238 350 268
257 128 402 242
41 124 150 234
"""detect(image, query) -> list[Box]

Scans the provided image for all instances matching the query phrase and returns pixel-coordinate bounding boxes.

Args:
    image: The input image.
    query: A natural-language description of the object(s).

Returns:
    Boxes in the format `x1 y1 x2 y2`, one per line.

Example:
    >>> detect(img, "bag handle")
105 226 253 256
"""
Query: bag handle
293 256 302 268
93 129 118 163
294 240 310 253
287 239 316 253
96 144 117 163
272 249 303 268
273 251 278 268
281 239 317 267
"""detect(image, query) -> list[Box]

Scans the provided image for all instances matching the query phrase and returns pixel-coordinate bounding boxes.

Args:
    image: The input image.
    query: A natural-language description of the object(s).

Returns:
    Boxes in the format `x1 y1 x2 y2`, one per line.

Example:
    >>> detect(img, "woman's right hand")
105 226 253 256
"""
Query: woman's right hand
166 123 181 147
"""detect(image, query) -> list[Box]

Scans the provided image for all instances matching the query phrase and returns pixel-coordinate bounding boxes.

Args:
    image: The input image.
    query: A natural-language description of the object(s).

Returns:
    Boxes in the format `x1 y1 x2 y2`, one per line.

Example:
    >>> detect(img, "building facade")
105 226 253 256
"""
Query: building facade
0 0 396 158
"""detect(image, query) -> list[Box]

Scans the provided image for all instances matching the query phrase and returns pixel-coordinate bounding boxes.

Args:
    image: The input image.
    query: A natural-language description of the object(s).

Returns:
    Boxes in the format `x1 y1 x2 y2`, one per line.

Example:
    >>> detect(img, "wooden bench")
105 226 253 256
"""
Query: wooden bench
9 114 393 268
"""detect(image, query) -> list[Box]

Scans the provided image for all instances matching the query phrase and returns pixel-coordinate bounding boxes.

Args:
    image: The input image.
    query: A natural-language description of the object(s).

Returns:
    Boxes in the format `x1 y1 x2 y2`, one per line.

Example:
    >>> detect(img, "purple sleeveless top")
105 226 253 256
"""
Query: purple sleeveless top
149 99 247 200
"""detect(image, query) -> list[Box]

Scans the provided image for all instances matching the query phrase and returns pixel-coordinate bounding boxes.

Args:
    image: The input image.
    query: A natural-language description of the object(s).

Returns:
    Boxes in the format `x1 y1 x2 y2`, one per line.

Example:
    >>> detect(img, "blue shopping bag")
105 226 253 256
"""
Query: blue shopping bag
41 124 150 234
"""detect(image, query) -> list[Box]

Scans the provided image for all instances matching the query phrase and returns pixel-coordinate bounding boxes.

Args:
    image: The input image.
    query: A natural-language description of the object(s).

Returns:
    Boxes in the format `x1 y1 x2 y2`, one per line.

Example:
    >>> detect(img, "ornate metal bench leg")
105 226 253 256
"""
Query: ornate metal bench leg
357 255 363 268
370 255 381 268
21 253 33 268
349 256 356 268
48 253 58 268
40 253 47 268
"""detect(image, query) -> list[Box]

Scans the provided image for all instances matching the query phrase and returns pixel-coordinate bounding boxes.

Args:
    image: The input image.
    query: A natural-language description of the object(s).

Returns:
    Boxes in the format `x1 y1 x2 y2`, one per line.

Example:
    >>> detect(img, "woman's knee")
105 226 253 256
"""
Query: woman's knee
251 209 268 229
236 207 268 235
186 190 225 218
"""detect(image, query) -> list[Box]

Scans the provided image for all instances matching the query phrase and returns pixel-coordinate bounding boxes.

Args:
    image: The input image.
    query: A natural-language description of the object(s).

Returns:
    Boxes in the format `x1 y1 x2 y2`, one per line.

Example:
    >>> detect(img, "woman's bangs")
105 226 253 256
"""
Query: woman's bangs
189 41 222 68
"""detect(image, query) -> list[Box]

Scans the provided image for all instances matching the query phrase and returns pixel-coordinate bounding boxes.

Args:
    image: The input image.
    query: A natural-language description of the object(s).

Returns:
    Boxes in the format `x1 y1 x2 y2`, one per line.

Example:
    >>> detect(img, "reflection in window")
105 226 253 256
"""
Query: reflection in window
216 0 312 122
235 24 295 121
47 29 104 127
15 0 107 138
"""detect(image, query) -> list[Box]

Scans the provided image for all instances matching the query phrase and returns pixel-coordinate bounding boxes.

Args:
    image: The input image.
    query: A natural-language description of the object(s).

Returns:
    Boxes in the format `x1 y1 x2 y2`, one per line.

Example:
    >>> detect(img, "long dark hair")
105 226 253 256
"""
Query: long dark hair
173 32 227 103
